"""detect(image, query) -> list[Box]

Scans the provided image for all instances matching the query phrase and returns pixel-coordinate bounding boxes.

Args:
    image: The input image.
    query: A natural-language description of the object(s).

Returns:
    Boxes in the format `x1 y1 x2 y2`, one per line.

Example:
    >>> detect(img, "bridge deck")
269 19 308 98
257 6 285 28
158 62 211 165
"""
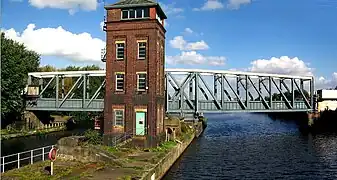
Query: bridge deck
25 69 315 113
26 98 309 113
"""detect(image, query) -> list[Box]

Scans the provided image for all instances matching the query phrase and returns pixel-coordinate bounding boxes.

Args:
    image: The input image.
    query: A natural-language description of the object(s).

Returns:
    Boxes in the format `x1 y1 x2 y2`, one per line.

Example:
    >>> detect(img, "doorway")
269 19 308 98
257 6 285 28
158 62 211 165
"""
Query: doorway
135 111 146 136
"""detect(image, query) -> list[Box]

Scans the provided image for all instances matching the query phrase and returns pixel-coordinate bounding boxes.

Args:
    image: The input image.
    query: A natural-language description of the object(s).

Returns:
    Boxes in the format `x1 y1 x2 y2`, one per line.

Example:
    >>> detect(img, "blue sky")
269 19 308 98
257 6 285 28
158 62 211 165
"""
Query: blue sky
2 0 337 88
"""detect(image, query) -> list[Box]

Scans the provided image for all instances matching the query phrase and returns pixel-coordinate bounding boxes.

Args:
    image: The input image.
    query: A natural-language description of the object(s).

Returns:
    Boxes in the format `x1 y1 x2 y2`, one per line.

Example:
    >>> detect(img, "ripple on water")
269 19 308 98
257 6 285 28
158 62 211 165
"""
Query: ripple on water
163 113 337 180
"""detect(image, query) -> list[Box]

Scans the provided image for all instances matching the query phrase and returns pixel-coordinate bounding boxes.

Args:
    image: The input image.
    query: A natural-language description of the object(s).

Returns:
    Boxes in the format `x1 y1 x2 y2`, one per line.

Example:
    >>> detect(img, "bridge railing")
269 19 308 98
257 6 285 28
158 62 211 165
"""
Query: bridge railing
1 145 54 173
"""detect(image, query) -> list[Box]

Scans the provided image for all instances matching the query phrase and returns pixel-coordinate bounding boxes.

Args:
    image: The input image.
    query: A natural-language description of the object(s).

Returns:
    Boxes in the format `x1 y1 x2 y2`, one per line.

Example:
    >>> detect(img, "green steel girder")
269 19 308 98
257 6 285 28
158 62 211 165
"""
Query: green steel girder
25 69 315 114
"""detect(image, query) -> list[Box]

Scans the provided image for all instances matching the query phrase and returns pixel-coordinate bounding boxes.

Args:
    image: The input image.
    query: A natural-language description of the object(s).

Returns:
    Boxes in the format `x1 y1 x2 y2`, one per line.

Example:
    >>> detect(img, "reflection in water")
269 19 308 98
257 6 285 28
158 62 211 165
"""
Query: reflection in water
163 113 337 180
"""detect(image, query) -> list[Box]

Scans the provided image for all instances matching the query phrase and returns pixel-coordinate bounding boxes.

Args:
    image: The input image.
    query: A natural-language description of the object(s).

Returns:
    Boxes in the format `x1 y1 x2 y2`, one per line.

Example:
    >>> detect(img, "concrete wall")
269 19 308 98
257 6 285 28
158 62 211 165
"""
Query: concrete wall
140 129 197 180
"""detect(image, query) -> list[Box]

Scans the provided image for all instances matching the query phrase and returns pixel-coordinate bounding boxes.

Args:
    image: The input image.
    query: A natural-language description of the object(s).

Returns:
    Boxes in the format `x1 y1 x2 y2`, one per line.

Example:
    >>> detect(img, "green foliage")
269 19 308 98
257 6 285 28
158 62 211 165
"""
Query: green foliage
150 141 177 152
1 32 40 126
264 89 310 101
84 129 102 145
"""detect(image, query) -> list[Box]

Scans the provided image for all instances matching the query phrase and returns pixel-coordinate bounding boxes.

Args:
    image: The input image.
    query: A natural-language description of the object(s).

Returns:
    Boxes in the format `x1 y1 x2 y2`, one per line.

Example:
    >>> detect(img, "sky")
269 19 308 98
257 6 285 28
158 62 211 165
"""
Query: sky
1 0 337 89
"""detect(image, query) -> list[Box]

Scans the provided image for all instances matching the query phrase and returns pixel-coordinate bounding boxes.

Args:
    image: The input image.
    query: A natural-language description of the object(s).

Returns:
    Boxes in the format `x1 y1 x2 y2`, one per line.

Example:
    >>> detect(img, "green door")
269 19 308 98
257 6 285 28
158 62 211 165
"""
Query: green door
136 112 146 136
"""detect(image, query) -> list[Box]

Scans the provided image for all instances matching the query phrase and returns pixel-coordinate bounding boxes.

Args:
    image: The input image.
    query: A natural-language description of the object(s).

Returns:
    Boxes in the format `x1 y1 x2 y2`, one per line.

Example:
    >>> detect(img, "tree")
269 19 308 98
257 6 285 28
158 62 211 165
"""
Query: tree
1 33 40 126
335 86 337 90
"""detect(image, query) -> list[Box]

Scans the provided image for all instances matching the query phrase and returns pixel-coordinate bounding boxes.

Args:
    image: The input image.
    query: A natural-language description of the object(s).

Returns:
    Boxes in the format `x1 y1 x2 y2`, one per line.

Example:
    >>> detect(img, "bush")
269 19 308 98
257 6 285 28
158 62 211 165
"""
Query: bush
84 129 102 145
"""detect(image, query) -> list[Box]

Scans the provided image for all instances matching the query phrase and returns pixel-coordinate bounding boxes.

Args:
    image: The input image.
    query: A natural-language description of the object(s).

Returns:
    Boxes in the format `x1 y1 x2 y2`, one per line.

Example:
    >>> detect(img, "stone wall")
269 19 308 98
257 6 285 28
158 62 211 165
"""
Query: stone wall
56 136 122 165
140 126 199 180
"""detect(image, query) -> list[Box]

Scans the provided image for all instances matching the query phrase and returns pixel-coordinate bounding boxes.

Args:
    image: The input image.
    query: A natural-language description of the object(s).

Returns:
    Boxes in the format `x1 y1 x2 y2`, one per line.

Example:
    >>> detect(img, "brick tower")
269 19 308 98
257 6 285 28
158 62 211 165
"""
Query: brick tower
103 0 167 139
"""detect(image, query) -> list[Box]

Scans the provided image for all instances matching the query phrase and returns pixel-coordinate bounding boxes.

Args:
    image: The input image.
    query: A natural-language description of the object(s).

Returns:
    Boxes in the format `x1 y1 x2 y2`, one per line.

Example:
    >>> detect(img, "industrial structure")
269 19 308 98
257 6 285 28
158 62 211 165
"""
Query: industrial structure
25 0 317 139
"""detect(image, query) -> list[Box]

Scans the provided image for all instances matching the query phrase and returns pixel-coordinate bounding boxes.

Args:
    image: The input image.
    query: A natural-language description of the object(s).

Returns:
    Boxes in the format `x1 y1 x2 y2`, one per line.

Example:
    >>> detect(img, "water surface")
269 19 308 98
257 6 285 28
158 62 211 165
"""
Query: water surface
163 113 337 180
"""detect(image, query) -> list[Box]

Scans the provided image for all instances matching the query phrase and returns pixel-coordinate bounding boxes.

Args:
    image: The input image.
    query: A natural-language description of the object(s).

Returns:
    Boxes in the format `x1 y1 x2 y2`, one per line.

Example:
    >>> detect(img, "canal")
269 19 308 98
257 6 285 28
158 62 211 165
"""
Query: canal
163 113 337 179
1 129 86 157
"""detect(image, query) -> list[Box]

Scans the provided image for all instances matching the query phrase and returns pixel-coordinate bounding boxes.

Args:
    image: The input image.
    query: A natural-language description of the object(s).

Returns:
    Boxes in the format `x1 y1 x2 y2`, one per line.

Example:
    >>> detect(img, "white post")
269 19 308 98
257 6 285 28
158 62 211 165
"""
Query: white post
2 157 5 173
50 161 54 175
31 150 33 164
17 153 20 168
42 148 45 161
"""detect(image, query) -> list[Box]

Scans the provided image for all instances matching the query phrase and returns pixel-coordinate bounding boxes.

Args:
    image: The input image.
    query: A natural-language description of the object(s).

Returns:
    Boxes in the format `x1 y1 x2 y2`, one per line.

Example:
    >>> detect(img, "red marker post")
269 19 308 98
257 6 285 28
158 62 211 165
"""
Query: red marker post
48 146 57 175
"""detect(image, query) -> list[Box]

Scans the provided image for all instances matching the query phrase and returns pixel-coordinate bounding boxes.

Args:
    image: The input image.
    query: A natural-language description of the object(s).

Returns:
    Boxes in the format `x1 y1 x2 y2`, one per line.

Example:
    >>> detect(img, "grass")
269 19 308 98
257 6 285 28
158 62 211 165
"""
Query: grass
1 126 66 140
149 141 177 152
1 160 78 180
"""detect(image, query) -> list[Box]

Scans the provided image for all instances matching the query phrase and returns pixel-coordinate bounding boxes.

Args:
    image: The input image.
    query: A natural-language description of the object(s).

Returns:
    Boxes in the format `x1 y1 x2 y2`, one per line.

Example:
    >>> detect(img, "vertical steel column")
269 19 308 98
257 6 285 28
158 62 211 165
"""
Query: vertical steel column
258 78 261 101
83 74 87 108
86 76 90 99
269 76 272 108
179 75 184 116
39 78 43 98
221 74 225 110
214 75 218 100
61 76 65 99
300 79 304 92
291 78 295 108
310 77 315 110
280 79 283 101
55 75 59 107
245 75 249 107
194 73 199 115
236 76 240 98
189 77 193 100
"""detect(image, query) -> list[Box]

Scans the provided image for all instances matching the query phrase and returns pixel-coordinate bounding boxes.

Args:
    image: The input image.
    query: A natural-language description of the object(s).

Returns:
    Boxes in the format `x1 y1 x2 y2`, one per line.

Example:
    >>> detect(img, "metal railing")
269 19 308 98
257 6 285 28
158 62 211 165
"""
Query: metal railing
107 129 135 147
107 128 148 147
1 145 54 173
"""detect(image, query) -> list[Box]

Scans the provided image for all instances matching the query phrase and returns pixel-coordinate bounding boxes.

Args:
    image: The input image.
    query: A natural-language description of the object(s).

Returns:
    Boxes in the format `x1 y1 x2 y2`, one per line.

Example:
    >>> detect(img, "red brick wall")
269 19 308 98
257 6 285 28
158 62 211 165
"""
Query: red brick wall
104 9 166 137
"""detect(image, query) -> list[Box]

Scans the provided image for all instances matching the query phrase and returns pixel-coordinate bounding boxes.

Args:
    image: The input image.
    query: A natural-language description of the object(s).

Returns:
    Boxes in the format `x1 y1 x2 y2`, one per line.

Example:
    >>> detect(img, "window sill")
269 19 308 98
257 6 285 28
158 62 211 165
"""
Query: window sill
121 17 150 21
116 59 124 61
113 125 124 128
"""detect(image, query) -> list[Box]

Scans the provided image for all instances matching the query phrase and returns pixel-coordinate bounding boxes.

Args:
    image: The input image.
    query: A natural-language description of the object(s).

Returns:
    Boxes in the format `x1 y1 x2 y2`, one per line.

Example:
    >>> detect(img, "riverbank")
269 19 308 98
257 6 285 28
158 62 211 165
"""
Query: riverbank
1 121 204 179
1 126 67 141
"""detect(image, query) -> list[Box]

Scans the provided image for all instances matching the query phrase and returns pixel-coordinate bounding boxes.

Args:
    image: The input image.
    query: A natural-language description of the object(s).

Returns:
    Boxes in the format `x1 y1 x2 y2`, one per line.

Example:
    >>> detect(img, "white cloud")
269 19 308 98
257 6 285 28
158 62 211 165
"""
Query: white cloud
249 56 314 76
164 21 169 28
160 2 184 16
227 0 252 9
184 28 193 34
2 24 105 62
248 56 337 90
316 73 337 90
100 21 104 31
166 51 226 66
193 0 224 11
28 0 98 14
169 36 209 51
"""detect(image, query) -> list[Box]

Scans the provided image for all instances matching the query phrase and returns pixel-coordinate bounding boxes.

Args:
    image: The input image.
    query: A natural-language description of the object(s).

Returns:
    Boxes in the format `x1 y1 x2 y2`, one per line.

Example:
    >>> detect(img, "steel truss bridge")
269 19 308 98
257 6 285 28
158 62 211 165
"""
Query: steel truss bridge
26 69 315 114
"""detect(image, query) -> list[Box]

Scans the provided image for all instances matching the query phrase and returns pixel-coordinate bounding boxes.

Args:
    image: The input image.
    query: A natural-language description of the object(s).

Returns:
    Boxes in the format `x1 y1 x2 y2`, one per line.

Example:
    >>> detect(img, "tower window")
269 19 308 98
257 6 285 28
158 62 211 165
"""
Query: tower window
116 42 124 60
116 73 124 91
121 8 150 20
137 73 147 91
129 9 135 18
143 8 149 17
136 9 142 18
138 42 146 59
122 10 128 19
114 109 124 126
